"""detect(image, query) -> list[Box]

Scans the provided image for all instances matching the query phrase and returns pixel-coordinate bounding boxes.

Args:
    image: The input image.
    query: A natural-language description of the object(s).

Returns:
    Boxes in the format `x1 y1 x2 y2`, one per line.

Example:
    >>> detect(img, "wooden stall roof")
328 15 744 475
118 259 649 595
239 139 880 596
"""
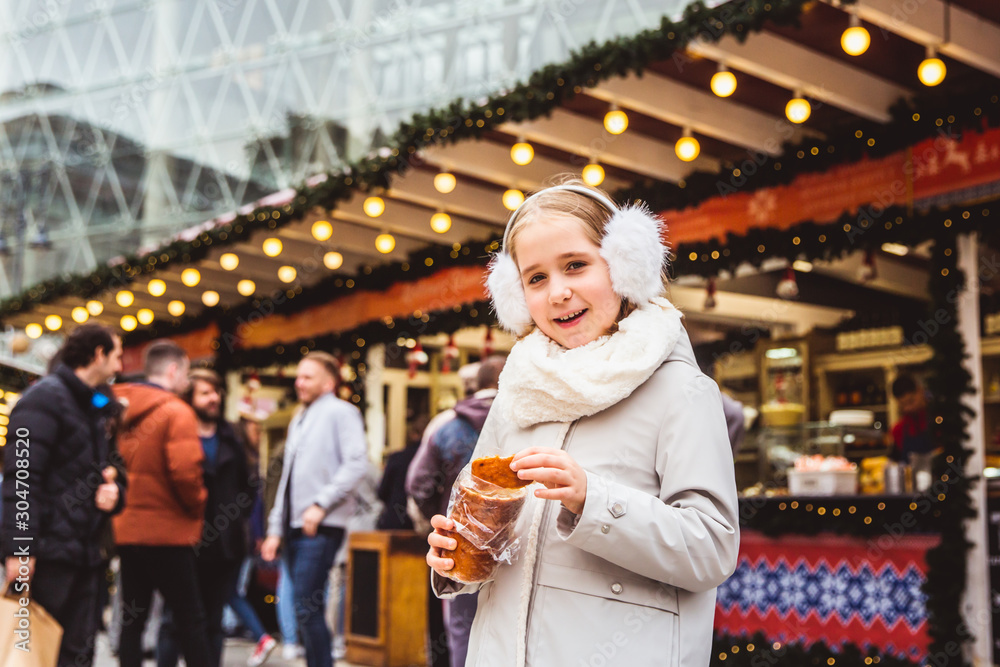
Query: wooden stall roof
3 0 999 348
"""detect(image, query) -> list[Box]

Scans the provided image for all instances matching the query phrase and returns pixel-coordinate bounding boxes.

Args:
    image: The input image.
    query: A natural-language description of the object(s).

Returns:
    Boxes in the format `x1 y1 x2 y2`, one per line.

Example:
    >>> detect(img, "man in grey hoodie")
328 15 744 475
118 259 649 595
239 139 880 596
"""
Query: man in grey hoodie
260 352 367 667
406 355 504 667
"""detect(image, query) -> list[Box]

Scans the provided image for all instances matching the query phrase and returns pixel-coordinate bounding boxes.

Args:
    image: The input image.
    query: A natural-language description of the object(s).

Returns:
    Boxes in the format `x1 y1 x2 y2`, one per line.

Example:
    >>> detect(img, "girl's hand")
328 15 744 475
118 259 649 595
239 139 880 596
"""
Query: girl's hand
426 514 458 575
511 447 588 515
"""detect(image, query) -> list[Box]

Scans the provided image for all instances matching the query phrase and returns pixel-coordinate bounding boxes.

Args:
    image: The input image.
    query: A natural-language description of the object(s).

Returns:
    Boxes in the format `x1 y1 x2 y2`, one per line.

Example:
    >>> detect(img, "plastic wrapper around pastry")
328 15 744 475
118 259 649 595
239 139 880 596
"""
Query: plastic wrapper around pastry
443 463 531 585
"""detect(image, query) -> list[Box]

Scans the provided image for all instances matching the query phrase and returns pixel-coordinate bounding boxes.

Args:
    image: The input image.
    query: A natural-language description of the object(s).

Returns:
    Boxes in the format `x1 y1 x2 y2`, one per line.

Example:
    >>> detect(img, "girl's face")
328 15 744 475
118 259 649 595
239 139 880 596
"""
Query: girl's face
515 214 620 349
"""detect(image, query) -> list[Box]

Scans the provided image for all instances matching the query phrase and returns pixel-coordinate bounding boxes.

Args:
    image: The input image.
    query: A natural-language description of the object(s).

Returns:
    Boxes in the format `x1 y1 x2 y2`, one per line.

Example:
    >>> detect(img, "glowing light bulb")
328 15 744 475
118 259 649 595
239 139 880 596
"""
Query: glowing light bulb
147 279 166 296
116 290 134 307
710 69 737 97
363 196 385 218
167 300 186 317
25 323 43 339
430 212 452 234
71 307 89 323
136 309 154 325
604 107 628 135
841 16 870 56
503 189 525 211
237 279 256 296
202 290 220 307
510 141 534 166
434 172 456 194
277 266 297 283
262 238 282 257
918 48 946 86
219 253 239 270
375 233 395 254
181 268 201 286
120 315 137 332
785 96 811 124
675 133 700 162
582 163 605 186
86 300 104 316
312 220 333 241
324 251 344 270
44 314 62 331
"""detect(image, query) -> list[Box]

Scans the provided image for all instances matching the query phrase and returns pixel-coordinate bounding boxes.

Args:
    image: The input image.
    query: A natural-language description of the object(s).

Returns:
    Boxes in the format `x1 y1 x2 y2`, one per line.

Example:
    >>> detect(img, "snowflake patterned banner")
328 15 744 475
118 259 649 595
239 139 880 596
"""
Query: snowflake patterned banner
660 126 1000 246
715 530 940 662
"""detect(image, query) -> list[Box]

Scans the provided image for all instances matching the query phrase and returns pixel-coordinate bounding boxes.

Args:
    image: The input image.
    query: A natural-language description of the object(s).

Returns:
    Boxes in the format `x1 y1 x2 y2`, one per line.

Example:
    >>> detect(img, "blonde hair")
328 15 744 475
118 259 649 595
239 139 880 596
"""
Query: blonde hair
503 176 669 331
301 351 341 389
506 177 611 264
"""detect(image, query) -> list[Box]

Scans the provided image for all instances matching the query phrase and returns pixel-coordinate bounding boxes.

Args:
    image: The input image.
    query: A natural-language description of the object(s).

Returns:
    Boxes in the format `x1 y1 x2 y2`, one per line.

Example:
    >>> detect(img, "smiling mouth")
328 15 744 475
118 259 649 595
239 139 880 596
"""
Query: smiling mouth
555 309 587 324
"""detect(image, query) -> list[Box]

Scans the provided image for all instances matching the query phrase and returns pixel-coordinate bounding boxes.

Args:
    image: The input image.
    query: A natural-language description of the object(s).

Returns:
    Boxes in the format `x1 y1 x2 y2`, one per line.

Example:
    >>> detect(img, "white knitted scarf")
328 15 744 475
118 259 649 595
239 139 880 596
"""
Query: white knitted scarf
494 297 683 666
496 297 684 429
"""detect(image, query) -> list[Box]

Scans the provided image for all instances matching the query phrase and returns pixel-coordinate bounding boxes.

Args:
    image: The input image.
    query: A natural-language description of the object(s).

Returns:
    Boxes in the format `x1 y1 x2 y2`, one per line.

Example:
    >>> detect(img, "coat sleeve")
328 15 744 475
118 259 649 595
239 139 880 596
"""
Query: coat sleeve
313 405 368 513
405 430 446 523
266 449 291 538
557 371 740 593
430 410 502 599
107 433 128 517
163 404 207 518
2 391 60 557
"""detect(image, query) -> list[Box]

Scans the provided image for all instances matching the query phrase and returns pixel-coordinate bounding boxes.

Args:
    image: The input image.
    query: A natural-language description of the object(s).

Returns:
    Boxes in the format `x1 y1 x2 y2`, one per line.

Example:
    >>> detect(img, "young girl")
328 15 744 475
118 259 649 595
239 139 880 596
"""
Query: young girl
426 180 739 666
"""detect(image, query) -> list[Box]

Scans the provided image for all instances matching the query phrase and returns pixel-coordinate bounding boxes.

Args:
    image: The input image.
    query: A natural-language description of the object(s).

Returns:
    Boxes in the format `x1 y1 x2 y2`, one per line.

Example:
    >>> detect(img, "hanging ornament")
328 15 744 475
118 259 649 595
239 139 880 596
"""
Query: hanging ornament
858 250 878 282
335 353 350 384
10 333 30 355
442 335 460 373
407 342 428 378
704 277 717 310
246 372 261 393
340 363 356 384
776 267 799 299
483 327 494 357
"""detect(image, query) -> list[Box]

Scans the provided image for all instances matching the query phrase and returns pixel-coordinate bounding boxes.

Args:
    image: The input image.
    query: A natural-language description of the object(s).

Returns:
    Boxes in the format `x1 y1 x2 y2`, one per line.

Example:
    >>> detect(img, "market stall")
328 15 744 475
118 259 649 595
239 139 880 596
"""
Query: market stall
2 0 1000 664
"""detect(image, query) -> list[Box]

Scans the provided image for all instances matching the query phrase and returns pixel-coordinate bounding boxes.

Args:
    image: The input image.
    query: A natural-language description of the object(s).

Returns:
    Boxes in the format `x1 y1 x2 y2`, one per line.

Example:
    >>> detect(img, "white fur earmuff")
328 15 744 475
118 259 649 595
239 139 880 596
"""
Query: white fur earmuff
486 185 667 335
486 251 533 334
599 201 666 306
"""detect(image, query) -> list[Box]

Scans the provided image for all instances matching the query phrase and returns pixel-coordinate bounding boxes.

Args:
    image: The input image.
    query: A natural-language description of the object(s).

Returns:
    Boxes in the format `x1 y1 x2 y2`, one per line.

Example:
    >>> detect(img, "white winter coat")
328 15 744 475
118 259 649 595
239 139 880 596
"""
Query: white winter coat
433 329 740 666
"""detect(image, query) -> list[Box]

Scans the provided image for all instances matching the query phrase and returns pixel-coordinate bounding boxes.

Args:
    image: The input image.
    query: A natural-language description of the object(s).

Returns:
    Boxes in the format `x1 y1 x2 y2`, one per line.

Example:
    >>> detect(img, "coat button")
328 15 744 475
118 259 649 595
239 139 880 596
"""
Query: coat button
611 582 623 595
601 524 610 534
610 502 625 517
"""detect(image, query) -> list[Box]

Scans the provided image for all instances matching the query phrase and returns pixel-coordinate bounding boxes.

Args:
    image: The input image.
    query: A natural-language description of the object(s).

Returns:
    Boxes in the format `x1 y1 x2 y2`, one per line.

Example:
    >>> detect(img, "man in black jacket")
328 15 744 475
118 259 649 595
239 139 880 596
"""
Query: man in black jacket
157 368 256 667
2 323 126 667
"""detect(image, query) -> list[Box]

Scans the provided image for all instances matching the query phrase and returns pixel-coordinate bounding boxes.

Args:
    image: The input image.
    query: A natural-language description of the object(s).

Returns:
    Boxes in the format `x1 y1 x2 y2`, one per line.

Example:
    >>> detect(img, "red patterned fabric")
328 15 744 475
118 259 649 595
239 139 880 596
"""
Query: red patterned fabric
714 530 940 661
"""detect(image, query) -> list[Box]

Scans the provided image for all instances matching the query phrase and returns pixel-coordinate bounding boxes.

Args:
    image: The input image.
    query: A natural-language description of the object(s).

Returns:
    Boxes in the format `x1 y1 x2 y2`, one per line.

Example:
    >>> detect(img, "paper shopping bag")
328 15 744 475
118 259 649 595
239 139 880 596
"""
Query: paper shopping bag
0 590 63 667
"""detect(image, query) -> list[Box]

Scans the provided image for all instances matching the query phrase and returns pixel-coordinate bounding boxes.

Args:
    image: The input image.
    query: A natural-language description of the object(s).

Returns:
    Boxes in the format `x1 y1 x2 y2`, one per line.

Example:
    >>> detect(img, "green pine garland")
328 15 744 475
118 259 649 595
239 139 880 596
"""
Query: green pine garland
672 202 995 278
116 198 997 349
711 632 918 667
921 232 977 665
3 0 996 323
0 0 854 320
737 494 946 538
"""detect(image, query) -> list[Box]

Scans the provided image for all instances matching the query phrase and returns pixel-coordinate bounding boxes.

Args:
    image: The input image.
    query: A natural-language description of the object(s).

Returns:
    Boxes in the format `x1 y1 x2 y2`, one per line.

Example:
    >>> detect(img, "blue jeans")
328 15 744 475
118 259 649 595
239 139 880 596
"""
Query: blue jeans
285 529 343 667
228 557 268 641
277 558 298 645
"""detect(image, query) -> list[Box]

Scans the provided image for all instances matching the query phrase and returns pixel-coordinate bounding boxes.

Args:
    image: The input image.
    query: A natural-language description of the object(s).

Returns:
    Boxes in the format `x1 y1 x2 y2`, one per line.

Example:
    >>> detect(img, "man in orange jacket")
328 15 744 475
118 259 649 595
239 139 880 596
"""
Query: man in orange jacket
112 340 209 667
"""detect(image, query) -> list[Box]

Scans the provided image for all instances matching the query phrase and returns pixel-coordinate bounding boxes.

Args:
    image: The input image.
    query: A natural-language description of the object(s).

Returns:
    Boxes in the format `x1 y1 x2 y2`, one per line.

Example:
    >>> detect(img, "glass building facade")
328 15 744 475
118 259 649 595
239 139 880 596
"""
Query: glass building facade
0 0 694 295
